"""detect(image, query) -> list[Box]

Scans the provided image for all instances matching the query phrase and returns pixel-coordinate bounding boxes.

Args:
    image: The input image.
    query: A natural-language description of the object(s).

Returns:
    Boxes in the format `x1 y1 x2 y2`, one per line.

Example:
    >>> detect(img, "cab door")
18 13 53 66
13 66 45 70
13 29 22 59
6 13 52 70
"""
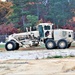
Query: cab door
44 25 53 38
38 25 44 38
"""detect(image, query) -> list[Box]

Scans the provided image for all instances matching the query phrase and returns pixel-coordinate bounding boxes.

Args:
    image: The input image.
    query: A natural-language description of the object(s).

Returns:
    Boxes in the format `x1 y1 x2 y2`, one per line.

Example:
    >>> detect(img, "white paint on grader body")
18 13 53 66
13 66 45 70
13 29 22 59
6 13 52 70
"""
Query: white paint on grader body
54 29 74 42
5 23 74 51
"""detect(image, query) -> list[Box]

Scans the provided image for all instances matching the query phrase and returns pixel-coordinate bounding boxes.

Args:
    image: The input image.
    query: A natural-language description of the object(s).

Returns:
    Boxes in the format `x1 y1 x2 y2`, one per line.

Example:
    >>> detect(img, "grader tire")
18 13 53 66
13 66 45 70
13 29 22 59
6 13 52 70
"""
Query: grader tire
11 40 19 50
45 39 56 49
57 39 68 49
5 41 16 51
15 43 19 50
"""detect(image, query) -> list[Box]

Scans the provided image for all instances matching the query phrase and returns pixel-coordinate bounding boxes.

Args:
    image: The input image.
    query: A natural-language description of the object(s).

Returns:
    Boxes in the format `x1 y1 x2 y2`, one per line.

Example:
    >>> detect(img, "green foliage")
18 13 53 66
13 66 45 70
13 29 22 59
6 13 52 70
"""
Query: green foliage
0 0 75 33
27 15 38 26
7 0 75 31
44 0 73 27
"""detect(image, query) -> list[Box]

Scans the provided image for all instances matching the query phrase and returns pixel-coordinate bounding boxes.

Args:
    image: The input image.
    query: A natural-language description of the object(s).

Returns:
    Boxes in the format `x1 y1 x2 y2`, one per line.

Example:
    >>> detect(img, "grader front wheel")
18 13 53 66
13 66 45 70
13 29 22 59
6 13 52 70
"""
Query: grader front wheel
5 41 16 51
45 39 56 49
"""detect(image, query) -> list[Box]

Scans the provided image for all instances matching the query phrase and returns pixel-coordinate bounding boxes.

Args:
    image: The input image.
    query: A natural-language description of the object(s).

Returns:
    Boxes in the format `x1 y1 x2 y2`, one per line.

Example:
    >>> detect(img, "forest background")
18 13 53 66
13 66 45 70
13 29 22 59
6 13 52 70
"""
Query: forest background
0 0 75 35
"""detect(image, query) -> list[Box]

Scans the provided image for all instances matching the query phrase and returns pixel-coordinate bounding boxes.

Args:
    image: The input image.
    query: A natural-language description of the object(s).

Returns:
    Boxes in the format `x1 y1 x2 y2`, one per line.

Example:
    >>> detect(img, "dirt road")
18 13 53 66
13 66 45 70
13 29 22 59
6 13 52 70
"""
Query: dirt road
0 58 75 75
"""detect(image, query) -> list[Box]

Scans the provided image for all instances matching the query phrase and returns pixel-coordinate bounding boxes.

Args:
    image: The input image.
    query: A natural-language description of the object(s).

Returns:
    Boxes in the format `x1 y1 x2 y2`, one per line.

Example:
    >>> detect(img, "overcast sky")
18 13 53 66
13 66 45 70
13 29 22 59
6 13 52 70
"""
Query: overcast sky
1 0 6 2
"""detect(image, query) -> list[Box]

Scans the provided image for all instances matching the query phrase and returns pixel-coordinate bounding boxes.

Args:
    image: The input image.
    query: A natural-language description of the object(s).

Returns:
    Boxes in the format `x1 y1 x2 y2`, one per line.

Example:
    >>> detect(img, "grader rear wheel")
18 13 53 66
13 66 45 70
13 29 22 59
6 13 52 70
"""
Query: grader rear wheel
57 39 68 49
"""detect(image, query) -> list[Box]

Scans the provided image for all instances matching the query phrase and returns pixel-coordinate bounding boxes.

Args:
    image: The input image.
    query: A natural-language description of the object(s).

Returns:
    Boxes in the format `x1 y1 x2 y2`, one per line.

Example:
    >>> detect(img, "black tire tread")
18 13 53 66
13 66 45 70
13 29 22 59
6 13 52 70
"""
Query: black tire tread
5 41 16 51
45 39 56 49
57 39 68 49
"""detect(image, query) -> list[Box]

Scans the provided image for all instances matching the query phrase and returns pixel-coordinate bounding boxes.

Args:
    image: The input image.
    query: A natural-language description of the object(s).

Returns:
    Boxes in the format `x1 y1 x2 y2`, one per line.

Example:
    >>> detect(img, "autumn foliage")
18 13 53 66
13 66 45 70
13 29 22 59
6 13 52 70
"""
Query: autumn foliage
0 1 12 24
0 0 75 35
0 23 18 35
61 21 75 32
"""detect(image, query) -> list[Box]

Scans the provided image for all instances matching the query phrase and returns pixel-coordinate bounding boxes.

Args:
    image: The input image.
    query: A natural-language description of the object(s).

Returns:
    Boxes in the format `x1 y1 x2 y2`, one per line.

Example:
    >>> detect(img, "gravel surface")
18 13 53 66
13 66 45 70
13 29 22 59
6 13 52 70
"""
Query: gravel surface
0 41 75 60
0 49 75 60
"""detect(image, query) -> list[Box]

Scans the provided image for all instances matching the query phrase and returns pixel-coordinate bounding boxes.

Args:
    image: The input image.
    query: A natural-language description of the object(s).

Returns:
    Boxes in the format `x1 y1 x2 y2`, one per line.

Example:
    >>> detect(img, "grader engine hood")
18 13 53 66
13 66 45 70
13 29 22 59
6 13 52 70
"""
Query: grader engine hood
54 29 74 42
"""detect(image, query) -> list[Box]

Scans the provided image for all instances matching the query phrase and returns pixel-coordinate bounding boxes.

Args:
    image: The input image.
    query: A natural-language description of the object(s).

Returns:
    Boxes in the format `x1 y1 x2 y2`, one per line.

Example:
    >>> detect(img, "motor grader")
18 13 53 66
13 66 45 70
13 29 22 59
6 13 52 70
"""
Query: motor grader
5 23 74 51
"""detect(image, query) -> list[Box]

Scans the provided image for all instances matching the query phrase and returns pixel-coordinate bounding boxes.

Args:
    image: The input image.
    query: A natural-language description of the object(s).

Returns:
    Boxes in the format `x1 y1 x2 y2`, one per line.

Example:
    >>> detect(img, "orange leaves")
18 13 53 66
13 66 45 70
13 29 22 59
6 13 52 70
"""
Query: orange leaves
0 2 12 11
0 1 13 24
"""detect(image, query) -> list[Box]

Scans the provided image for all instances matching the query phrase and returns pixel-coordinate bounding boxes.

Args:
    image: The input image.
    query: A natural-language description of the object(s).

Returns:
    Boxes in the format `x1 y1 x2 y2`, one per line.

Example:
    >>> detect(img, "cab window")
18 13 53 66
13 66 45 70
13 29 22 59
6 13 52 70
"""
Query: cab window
44 26 50 30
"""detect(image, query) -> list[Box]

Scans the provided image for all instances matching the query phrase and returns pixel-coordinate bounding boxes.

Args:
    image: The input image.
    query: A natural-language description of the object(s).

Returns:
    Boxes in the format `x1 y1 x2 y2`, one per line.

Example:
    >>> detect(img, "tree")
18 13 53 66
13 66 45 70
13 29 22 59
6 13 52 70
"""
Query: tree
8 0 75 29
43 0 73 27
0 1 12 24
26 15 38 27
0 23 18 35
8 0 46 31
8 0 35 31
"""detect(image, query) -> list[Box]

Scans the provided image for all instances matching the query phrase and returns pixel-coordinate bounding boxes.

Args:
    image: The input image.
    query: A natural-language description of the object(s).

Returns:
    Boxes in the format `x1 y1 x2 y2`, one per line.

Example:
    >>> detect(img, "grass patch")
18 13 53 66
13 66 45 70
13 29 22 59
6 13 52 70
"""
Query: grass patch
47 55 75 59
71 41 75 47
65 55 75 58
47 55 63 59
71 43 75 47
0 44 5 48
